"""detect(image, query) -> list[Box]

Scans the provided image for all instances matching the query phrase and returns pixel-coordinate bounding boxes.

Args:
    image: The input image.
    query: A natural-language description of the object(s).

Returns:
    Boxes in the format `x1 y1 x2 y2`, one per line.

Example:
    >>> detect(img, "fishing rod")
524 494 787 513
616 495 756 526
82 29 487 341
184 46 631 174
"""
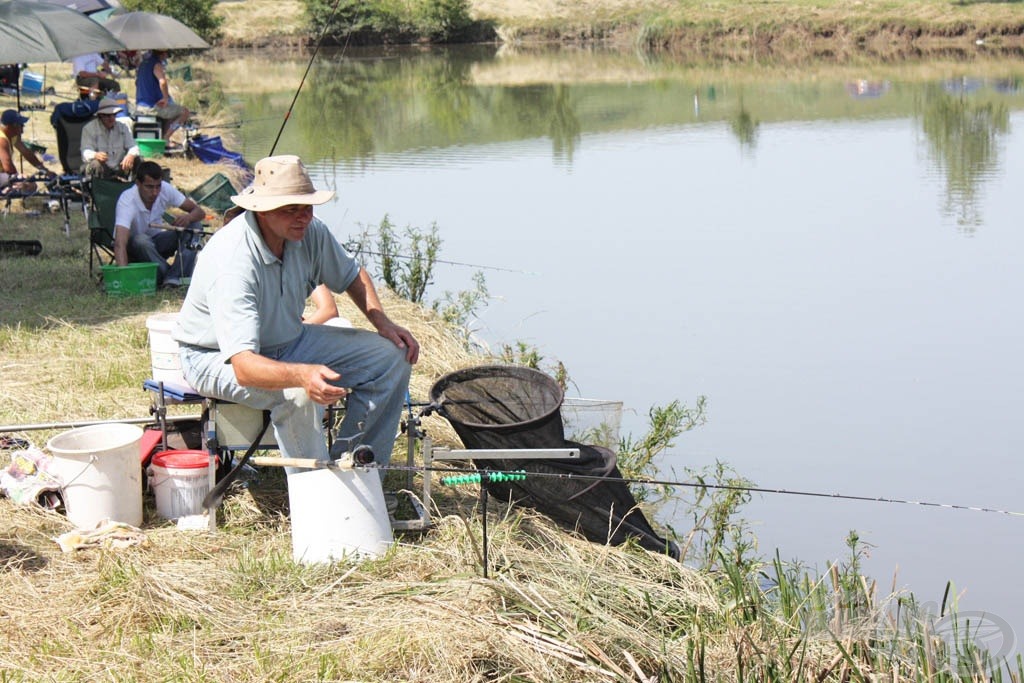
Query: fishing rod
375 463 1024 518
268 0 350 156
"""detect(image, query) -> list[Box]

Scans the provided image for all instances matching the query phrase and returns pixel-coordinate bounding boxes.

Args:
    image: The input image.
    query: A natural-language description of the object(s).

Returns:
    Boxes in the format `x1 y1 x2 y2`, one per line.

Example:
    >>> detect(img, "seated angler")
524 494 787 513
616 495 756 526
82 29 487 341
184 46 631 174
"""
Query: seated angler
0 109 53 195
113 161 204 287
135 50 190 146
80 97 140 181
173 155 419 483
71 52 120 98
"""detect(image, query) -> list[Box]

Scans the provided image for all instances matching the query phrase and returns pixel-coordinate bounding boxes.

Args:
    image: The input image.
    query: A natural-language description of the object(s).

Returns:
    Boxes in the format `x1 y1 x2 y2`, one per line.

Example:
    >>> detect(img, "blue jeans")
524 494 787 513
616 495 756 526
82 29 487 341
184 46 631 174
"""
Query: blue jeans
179 324 411 472
128 226 199 284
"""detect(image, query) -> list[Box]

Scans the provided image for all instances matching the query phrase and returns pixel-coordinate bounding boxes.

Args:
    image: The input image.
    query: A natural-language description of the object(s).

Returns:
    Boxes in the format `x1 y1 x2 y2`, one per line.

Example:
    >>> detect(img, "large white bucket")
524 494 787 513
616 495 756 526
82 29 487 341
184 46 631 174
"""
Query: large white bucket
148 450 215 520
286 467 392 564
146 313 187 387
47 423 143 529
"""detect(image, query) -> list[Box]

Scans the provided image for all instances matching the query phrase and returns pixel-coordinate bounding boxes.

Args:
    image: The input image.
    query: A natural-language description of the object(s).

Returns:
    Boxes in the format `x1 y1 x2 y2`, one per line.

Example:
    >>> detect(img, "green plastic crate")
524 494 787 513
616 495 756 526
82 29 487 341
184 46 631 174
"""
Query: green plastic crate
101 263 157 297
189 173 235 212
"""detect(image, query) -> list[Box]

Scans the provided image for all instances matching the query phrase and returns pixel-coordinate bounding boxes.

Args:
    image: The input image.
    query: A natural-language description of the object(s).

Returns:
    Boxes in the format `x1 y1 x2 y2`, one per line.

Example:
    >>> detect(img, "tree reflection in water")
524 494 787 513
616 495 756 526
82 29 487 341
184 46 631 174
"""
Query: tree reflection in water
918 85 1009 232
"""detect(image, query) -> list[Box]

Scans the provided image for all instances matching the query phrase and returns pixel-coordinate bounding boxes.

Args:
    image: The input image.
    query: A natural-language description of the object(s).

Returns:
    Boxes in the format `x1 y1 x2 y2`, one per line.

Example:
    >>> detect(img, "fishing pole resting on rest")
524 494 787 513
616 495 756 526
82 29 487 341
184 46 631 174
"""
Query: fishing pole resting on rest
337 462 1024 519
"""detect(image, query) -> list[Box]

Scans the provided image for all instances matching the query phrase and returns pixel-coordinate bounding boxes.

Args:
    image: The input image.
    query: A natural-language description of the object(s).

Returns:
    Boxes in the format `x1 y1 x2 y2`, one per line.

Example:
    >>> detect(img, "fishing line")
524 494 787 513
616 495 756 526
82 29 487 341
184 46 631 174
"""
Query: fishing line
348 247 538 275
377 463 1024 518
268 0 351 156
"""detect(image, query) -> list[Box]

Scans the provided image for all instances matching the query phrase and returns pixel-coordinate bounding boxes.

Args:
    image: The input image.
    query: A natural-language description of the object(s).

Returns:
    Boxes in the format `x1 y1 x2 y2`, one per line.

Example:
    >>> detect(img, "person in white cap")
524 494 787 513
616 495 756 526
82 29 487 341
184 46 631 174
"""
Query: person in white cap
80 97 139 181
173 154 419 477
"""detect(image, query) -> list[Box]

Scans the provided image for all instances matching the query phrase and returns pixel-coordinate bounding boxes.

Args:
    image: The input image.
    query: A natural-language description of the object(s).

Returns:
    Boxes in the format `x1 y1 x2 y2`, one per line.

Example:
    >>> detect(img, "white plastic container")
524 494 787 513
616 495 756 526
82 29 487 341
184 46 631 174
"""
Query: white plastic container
286 466 392 564
47 423 143 529
146 313 188 387
148 450 215 519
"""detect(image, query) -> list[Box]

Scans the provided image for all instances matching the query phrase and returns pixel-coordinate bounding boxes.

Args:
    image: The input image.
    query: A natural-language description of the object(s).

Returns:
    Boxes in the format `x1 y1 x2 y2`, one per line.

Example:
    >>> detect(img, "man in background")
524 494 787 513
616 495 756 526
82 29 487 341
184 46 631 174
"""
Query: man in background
135 50 190 146
0 109 52 194
80 97 139 181
71 53 120 97
114 160 204 287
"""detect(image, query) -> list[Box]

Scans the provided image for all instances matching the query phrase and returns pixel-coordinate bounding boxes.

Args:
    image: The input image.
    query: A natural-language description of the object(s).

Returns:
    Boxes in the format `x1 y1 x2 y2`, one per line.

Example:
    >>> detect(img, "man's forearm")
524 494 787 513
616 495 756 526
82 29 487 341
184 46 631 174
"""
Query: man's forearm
231 351 309 389
345 268 388 328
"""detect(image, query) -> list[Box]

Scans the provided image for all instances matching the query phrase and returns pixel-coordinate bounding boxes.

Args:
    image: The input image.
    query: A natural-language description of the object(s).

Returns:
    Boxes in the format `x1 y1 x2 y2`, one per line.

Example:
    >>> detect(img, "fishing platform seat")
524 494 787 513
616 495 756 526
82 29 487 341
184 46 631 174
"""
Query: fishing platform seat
144 379 278 460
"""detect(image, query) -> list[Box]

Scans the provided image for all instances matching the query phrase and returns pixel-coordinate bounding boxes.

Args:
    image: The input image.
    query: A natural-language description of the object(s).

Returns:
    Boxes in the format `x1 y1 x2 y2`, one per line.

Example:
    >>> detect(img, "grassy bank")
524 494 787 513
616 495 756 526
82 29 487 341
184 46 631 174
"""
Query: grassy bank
2 208 1021 681
2 6 1022 680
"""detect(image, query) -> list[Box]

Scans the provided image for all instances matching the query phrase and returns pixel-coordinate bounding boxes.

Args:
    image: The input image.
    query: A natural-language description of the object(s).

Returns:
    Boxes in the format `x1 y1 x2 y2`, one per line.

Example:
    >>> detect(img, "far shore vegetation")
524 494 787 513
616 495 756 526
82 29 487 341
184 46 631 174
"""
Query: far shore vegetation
140 0 1024 55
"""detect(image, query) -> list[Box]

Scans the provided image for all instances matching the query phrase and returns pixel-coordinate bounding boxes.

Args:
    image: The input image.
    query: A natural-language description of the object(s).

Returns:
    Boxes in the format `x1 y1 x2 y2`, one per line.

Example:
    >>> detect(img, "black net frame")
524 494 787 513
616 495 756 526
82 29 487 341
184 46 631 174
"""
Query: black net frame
430 365 677 558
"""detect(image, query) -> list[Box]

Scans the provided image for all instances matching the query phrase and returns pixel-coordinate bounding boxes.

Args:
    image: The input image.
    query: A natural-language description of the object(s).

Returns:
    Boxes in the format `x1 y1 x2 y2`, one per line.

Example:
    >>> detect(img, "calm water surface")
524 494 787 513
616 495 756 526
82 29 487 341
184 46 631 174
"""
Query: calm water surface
224 46 1024 655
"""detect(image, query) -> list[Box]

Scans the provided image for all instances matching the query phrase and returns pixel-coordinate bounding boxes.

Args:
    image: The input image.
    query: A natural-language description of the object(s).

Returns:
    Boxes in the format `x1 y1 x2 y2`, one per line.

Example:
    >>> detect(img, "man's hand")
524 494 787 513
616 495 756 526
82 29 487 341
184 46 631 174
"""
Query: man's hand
120 153 136 172
95 151 109 164
376 320 420 364
300 364 348 406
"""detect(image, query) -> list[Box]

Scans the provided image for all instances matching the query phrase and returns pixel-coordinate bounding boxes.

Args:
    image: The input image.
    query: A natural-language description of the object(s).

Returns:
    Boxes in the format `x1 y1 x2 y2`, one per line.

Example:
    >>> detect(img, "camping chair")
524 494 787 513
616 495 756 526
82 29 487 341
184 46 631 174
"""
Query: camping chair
50 99 98 176
86 177 132 278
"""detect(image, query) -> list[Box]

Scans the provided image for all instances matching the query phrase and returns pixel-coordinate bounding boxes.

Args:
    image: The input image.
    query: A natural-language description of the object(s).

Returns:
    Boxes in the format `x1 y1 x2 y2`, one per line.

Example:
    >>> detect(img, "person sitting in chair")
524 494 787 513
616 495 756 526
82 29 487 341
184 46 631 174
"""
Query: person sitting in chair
173 154 418 480
114 161 204 287
0 109 52 195
80 97 139 181
135 50 190 146
71 53 120 97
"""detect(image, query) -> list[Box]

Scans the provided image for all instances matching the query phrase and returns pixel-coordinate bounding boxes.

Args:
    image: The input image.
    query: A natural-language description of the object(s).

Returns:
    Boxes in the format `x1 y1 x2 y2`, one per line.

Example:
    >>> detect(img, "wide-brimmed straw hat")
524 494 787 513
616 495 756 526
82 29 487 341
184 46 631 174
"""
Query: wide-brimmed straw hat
231 155 334 212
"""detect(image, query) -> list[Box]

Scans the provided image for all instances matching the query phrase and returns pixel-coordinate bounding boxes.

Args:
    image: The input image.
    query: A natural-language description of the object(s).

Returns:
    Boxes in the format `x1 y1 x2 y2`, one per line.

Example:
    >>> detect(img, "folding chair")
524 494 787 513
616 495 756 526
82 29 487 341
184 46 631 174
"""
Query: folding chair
50 99 99 175
86 177 132 278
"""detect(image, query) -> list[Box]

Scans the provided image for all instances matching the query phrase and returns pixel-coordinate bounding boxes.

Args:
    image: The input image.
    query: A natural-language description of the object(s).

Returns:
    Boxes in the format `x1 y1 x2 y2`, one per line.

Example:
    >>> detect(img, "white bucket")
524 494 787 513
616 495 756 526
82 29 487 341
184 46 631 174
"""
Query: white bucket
148 450 215 519
46 423 143 529
286 467 392 564
146 313 187 387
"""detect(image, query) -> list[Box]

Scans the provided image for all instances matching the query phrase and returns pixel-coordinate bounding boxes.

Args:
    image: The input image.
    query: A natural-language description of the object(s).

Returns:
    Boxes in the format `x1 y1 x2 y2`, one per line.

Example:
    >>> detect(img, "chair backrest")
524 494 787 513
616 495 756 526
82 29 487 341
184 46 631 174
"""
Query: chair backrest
50 100 99 175
88 178 133 249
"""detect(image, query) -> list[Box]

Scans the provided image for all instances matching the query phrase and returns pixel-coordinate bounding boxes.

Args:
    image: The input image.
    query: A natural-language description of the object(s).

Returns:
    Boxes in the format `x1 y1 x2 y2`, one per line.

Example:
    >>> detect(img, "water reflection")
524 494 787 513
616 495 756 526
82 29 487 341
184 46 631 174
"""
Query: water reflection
916 84 1009 231
211 47 1024 233
203 46 1024 654
729 95 759 151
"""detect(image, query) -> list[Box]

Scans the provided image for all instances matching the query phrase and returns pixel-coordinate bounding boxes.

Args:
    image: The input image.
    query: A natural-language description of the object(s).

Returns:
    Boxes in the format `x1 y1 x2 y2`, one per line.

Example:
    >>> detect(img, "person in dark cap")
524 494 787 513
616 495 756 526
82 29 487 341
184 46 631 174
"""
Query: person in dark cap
173 154 419 477
0 109 52 194
80 97 140 181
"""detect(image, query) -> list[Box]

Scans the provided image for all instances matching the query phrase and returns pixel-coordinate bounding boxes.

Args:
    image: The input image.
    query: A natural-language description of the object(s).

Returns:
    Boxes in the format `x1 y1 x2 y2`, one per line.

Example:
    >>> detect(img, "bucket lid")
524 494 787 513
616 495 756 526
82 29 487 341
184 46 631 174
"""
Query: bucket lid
146 312 178 332
151 449 214 469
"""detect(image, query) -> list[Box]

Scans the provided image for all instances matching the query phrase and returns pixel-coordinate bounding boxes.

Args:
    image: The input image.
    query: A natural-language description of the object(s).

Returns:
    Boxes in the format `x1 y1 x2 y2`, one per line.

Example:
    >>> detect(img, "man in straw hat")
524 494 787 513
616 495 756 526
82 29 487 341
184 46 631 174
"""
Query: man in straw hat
173 155 419 476
80 97 140 181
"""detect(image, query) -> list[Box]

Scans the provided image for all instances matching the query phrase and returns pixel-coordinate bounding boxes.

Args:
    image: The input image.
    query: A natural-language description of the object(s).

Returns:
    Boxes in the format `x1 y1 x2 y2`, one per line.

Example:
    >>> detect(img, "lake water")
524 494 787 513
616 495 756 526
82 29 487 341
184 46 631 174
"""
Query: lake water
216 46 1024 658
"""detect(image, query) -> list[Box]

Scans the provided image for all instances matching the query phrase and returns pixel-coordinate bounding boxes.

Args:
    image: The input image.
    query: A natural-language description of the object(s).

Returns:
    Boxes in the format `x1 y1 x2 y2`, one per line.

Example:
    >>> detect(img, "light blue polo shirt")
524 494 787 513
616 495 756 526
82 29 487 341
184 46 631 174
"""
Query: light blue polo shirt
173 211 359 358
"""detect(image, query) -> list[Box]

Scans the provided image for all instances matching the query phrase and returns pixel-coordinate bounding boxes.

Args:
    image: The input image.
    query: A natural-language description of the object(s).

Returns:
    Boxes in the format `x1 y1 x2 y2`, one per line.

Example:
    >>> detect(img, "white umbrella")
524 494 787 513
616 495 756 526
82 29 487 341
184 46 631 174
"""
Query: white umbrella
102 11 209 51
0 0 125 63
